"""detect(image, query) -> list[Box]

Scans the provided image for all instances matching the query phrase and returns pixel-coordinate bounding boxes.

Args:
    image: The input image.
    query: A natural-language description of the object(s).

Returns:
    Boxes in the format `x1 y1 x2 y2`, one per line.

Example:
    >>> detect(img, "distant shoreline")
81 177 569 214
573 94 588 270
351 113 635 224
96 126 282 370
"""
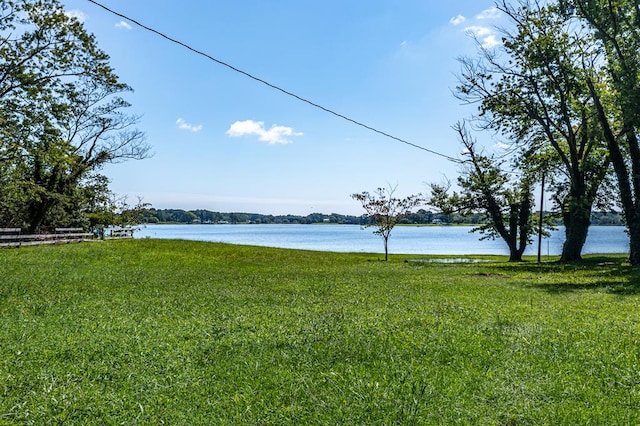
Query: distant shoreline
141 209 625 227
140 222 625 227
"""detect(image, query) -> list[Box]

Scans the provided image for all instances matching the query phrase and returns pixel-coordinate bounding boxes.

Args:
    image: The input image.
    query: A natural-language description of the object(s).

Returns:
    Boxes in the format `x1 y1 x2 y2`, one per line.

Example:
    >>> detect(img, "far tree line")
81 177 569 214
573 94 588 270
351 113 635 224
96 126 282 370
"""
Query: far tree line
140 207 624 227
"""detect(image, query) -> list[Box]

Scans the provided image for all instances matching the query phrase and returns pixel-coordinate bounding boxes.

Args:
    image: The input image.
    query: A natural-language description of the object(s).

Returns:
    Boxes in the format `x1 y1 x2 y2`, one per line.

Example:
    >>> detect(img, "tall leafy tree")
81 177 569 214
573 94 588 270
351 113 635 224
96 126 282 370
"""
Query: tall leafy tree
0 0 149 231
561 0 640 265
429 123 537 262
456 0 611 262
22 77 148 231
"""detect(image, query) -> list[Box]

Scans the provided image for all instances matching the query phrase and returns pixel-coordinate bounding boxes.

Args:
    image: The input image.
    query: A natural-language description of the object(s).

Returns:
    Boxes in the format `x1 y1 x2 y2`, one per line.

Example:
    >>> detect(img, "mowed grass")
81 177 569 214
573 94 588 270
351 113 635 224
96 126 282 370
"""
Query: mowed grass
1 239 640 424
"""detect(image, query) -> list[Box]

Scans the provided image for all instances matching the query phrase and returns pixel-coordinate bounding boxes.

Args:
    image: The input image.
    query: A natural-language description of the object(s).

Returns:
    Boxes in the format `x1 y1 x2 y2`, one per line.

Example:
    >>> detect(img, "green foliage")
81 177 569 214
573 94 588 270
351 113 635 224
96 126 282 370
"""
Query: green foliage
1 241 639 423
428 123 539 262
0 0 149 232
84 192 150 239
456 0 613 262
351 186 422 260
140 206 621 227
145 209 440 226
561 0 640 264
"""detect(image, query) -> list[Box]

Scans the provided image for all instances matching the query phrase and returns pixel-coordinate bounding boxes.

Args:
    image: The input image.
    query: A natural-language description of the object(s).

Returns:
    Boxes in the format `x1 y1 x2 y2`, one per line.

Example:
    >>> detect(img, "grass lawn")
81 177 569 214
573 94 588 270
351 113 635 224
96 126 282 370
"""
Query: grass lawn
1 239 640 424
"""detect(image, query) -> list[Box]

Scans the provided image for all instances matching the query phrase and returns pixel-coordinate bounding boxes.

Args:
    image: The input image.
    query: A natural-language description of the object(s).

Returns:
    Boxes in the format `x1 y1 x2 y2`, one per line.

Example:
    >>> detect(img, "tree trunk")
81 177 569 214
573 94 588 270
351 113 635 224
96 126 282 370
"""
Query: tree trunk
560 196 592 262
629 219 640 265
507 235 526 262
26 199 50 233
587 78 640 265
507 203 526 262
560 220 590 262
508 248 524 262
383 236 389 261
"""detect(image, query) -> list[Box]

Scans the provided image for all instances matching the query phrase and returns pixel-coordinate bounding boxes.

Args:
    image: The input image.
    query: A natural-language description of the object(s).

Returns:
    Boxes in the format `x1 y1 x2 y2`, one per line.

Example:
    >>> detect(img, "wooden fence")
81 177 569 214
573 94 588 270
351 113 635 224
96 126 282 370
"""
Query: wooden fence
0 227 94 248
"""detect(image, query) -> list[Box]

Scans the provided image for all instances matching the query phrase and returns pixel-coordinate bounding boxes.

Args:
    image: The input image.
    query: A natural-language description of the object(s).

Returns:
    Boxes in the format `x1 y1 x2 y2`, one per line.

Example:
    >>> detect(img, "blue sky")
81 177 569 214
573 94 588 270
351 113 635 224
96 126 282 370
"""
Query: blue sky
61 0 504 215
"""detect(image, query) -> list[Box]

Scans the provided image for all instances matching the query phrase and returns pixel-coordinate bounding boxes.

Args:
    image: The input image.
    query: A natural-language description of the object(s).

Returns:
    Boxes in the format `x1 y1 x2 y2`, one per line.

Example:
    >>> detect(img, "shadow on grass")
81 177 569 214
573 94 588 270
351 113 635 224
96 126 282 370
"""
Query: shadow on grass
527 280 640 296
491 256 640 296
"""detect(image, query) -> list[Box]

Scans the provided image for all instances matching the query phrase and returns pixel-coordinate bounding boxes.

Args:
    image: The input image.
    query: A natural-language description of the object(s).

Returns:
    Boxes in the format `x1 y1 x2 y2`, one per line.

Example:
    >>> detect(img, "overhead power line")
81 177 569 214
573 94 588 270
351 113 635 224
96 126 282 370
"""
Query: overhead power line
86 0 462 164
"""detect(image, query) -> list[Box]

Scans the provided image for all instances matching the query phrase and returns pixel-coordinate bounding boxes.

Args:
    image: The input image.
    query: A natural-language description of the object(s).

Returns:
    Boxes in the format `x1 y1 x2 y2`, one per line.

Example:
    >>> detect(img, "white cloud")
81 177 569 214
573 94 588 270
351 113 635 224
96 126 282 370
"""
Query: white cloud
464 25 501 49
115 21 132 30
464 25 492 37
476 7 501 20
481 35 501 49
450 14 466 25
226 120 303 145
65 9 86 23
176 118 203 133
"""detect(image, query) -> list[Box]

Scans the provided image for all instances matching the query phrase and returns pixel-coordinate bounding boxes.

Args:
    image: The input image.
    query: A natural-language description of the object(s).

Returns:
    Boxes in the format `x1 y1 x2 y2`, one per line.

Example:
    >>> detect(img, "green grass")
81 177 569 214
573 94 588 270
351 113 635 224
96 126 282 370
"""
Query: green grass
1 239 640 424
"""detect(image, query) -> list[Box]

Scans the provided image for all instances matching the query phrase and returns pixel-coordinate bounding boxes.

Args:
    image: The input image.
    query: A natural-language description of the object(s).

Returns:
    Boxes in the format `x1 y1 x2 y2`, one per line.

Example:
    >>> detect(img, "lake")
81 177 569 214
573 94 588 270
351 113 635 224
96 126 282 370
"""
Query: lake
135 224 630 256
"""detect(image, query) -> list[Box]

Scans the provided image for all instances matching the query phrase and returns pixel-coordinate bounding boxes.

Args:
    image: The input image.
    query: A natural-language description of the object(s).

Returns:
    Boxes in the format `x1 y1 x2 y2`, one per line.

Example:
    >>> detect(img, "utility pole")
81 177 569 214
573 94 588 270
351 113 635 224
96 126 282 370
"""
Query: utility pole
537 173 545 263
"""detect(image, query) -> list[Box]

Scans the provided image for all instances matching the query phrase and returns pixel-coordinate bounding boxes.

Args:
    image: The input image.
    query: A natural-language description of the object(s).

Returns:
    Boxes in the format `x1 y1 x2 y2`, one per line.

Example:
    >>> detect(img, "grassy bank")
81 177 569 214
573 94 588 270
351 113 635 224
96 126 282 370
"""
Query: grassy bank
1 239 639 424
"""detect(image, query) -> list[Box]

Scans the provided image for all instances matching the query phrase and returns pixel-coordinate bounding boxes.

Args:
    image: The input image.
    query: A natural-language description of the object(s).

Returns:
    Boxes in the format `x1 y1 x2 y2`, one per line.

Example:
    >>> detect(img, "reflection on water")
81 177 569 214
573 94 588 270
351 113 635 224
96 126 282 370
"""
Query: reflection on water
135 224 629 256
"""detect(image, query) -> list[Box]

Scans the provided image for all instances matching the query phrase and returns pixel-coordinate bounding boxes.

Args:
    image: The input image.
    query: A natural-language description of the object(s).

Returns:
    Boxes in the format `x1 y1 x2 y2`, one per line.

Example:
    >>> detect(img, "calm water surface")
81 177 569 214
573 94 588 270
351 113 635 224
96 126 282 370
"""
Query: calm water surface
135 224 629 256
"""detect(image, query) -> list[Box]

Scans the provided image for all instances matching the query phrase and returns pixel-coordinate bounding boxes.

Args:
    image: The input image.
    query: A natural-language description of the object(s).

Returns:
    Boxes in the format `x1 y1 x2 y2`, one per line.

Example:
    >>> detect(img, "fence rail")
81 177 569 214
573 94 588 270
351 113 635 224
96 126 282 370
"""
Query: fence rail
108 227 134 239
0 227 93 248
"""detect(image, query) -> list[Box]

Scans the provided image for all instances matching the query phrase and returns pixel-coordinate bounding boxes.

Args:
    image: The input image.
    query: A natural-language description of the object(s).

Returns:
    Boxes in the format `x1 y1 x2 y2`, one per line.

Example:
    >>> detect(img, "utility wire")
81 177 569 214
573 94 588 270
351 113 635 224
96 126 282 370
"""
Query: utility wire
85 0 462 164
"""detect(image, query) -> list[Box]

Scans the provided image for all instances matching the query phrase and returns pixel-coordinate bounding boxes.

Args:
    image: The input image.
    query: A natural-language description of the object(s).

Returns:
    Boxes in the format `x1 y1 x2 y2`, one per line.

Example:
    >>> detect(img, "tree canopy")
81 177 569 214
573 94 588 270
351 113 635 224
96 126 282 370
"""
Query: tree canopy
0 0 149 231
455 0 617 262
351 186 422 261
